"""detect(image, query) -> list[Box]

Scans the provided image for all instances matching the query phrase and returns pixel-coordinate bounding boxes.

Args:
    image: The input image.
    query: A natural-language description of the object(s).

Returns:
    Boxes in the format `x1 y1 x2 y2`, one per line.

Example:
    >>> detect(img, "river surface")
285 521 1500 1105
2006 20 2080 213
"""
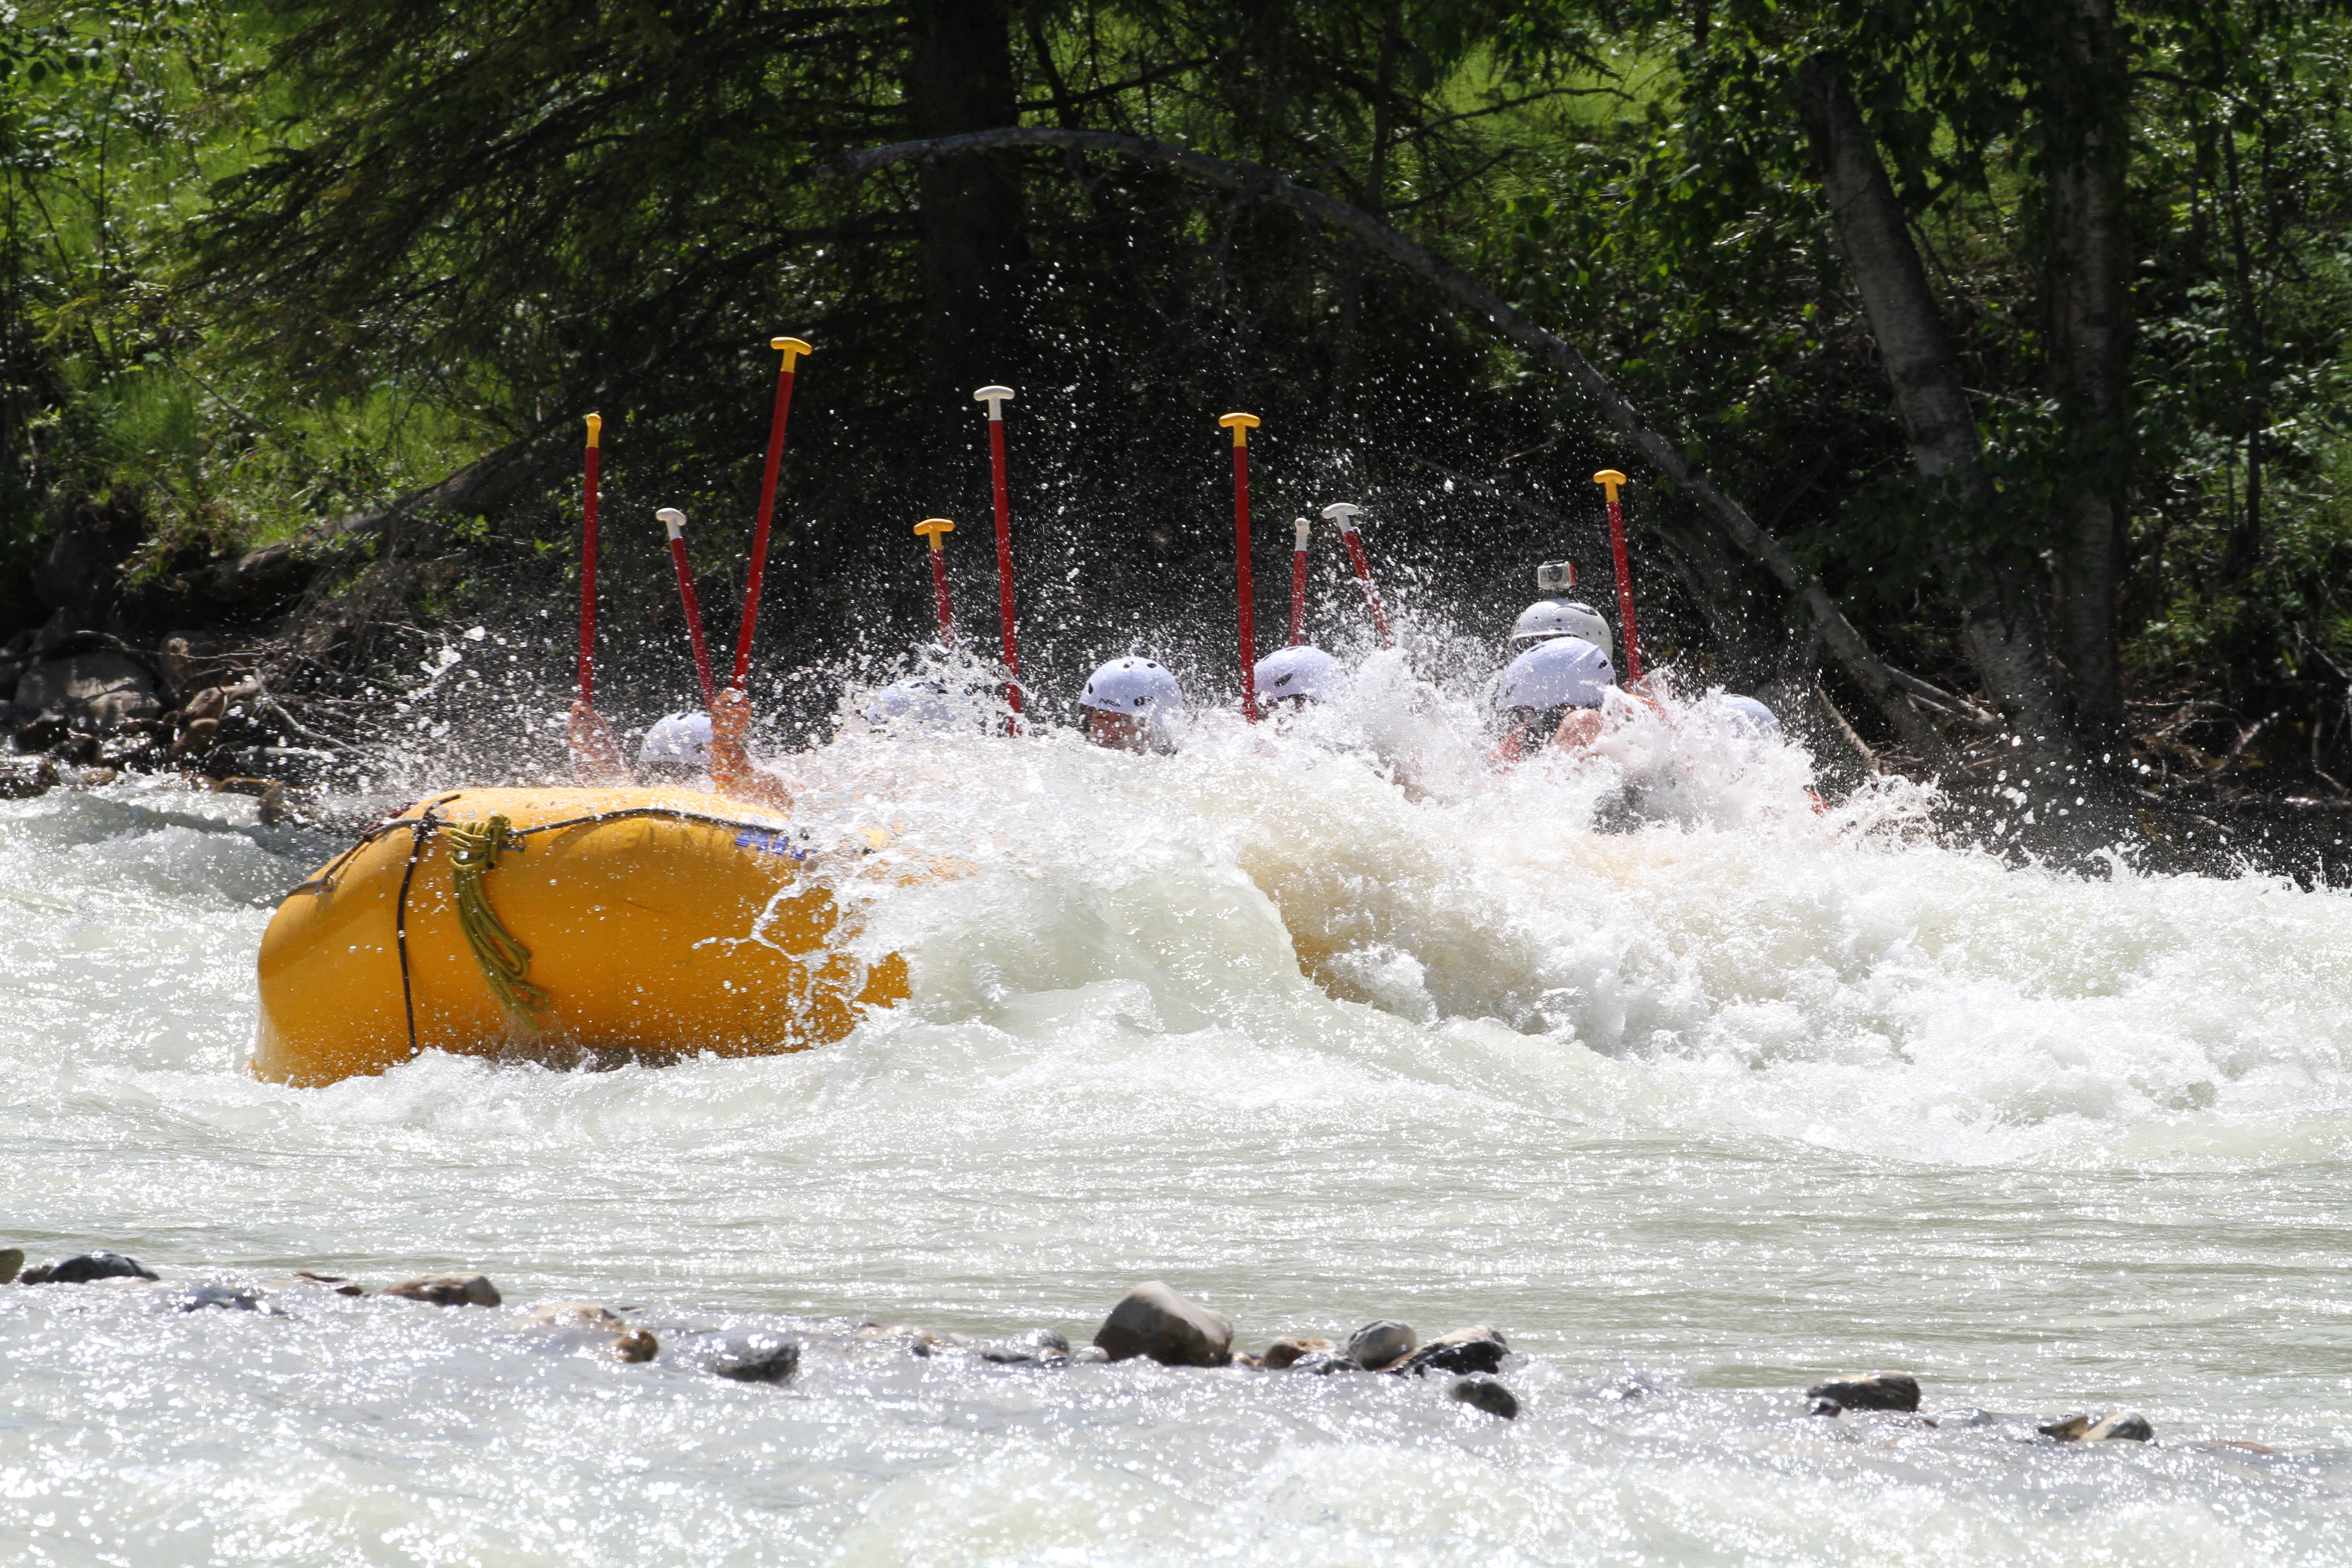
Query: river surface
5 663 2351 1565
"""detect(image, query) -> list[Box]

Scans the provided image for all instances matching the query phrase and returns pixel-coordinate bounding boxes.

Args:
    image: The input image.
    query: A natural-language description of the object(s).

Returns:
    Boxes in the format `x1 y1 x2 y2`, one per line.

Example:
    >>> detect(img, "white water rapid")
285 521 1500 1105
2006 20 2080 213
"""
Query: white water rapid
6 658 2351 1565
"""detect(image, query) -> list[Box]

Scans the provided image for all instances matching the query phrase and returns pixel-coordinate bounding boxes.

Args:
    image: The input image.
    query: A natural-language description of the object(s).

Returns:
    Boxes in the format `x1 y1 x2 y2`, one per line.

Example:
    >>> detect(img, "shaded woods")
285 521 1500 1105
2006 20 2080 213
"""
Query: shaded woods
5 0 2351 824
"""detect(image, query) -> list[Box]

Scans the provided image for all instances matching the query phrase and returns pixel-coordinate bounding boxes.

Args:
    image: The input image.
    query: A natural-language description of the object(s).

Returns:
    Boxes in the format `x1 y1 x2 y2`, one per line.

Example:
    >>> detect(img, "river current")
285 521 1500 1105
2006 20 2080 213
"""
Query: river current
5 657 2351 1565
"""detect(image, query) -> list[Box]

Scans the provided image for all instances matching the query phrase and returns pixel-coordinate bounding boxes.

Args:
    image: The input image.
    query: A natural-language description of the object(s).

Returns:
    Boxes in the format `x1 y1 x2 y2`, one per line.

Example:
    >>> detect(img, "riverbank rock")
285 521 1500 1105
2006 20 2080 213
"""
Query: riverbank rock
980 1327 1070 1365
1397 1325 1508 1377
0 756 57 798
2040 1411 2154 1442
1263 1336 1335 1370
382 1274 500 1307
1449 1377 1520 1420
1093 1281 1233 1367
21 1251 159 1284
15 652 161 733
1345 1320 1418 1371
1806 1370 1921 1415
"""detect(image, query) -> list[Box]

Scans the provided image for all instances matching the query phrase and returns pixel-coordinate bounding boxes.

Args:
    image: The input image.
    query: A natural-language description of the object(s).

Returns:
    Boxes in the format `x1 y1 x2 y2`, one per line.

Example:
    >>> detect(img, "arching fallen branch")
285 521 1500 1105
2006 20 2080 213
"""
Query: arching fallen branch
824 126 1950 767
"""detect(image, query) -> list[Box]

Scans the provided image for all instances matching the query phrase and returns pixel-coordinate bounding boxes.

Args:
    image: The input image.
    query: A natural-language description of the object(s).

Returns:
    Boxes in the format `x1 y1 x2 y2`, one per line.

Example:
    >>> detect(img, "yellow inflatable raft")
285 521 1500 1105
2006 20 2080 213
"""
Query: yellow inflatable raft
252 787 910 1086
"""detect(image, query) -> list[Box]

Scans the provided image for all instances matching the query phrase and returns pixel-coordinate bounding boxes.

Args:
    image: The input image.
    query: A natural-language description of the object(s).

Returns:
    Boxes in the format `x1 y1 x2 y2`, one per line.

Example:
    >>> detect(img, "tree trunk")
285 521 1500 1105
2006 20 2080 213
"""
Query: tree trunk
2042 0 2131 736
903 0 1026 406
1798 54 2075 760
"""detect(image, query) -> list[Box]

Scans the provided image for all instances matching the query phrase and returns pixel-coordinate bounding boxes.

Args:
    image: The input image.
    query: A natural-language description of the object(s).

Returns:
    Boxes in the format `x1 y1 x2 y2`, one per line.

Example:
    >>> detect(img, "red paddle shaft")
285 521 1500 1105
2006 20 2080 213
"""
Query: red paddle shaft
578 414 602 701
1595 469 1642 681
1322 502 1394 648
659 509 720 710
732 337 812 690
974 387 1022 715
915 518 957 647
1220 414 1261 722
1289 517 1309 647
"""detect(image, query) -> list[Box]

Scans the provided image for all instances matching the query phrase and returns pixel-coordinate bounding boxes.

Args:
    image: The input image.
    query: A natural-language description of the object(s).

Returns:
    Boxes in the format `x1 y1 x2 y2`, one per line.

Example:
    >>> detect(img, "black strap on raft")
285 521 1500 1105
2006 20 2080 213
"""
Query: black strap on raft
312 796 823 1062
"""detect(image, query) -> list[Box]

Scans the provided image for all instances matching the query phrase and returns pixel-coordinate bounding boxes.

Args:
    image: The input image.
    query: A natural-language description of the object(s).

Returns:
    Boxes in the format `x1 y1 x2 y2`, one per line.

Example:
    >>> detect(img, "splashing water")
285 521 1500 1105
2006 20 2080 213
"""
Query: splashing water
5 657 2351 1565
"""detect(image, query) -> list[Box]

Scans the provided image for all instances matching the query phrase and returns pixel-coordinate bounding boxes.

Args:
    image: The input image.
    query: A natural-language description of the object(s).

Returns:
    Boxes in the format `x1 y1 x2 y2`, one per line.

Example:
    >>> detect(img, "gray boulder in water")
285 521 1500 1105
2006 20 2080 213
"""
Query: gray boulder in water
1345 1319 1418 1371
705 1333 800 1383
1093 1281 1233 1367
1806 1369 1921 1414
382 1274 501 1307
21 1251 159 1284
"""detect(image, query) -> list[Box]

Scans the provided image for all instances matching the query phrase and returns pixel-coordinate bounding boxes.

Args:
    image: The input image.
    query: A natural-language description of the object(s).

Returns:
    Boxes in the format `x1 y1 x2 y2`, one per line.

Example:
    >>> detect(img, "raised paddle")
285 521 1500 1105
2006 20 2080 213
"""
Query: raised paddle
1593 469 1642 682
730 336 811 691
914 518 957 648
1220 413 1261 722
657 508 720 711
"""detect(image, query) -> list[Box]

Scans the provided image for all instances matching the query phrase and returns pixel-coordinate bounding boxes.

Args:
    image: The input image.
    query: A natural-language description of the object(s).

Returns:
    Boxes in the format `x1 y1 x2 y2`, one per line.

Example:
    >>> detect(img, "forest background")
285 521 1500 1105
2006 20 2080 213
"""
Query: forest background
3 0 2349 817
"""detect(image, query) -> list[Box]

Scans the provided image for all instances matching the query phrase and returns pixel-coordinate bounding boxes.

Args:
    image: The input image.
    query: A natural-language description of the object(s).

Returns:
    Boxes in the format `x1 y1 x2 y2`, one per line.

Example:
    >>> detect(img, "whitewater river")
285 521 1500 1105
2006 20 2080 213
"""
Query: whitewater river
5 664 2350 1565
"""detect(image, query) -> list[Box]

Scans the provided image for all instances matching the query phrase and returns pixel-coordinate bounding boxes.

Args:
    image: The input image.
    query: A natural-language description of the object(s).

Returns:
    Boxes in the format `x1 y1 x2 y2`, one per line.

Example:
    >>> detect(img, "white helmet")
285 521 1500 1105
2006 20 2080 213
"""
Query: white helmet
1253 645 1344 705
638 710 712 766
1510 597 1613 656
1714 693 1782 738
1079 658 1184 715
1494 637 1614 712
862 677 980 731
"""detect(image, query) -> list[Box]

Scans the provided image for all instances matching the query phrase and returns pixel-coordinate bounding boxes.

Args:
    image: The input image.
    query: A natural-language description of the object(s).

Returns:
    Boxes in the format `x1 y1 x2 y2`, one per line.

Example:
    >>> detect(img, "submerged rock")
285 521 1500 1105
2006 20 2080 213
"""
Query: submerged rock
382 1274 500 1307
703 1333 800 1383
2042 1411 2154 1443
0 1246 20 1283
0 756 57 799
613 1328 659 1363
980 1327 1070 1365
174 1284 264 1313
1093 1281 1233 1368
1449 1377 1520 1420
21 1251 159 1285
1806 1370 1921 1415
1344 1320 1418 1371
1262 1336 1335 1370
293 1270 366 1296
524 1301 625 1330
1397 1325 1509 1377
1288 1351 1358 1376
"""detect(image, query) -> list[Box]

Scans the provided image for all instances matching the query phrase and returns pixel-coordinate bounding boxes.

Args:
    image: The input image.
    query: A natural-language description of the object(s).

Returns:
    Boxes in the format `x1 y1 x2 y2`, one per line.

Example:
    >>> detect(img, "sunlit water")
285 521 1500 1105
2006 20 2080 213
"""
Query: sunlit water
6 658 2352 1565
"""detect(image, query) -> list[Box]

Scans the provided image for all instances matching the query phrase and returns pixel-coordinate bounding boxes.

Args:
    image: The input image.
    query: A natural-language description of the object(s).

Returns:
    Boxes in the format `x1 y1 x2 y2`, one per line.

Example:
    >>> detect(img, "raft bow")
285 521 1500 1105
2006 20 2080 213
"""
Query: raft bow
252 787 910 1086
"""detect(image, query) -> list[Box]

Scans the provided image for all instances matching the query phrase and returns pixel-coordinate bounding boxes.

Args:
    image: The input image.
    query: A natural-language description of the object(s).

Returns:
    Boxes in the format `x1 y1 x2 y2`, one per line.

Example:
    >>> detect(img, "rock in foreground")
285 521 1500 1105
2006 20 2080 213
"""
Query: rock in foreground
1806 1370 1920 1414
1345 1320 1418 1371
21 1251 159 1285
1449 1377 1520 1419
1094 1281 1233 1367
382 1274 500 1307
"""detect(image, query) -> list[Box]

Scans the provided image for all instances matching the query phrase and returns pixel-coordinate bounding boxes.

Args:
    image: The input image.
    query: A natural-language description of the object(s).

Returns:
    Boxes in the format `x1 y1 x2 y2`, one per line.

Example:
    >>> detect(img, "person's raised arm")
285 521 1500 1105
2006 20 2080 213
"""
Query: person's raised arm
708 687 794 813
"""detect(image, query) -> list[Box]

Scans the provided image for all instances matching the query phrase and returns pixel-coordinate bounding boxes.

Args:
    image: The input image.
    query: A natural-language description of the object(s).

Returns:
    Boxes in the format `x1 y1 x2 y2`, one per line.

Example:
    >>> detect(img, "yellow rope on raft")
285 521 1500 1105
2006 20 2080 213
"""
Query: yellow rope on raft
445 814 550 1024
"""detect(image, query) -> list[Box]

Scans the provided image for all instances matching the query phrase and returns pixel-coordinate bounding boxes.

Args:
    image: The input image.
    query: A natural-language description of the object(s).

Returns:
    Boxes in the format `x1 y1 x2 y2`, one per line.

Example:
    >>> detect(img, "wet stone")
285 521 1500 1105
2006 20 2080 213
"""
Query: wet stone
1093 1281 1233 1368
174 1284 264 1313
1262 1337 1335 1371
382 1274 500 1308
1806 1370 1921 1415
1289 1351 1358 1376
980 1327 1070 1365
613 1328 659 1363
0 1246 20 1284
21 1251 159 1285
525 1301 625 1330
0 755 57 799
705 1333 800 1383
1345 1320 1418 1371
2043 1411 2154 1443
1449 1377 1521 1420
1397 1325 1508 1377
294 1270 365 1296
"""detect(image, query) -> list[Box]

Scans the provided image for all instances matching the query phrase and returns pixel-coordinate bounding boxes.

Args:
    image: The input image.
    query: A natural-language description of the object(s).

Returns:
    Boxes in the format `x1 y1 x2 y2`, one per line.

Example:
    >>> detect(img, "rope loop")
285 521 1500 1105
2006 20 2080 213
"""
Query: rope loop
445 813 550 1024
